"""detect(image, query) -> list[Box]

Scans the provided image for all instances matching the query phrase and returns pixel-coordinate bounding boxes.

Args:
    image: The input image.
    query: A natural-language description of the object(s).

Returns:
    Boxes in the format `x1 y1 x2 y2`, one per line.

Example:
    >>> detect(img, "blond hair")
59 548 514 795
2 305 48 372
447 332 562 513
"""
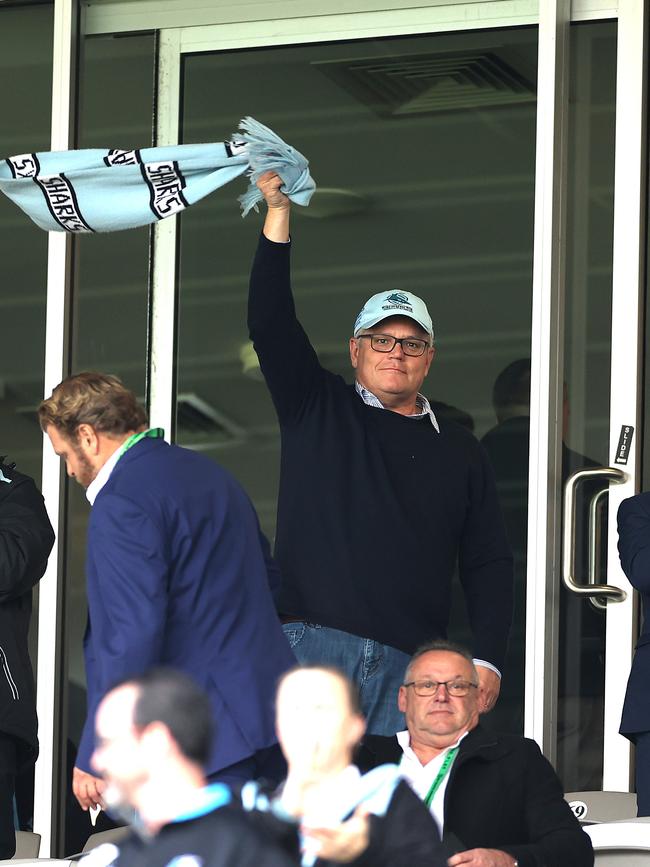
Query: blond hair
38 372 147 440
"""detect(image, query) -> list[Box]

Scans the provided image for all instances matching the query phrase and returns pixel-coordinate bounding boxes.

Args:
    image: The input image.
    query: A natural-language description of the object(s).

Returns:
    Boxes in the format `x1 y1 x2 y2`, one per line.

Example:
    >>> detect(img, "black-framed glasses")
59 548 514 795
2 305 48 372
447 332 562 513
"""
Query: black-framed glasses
356 333 429 357
403 679 478 697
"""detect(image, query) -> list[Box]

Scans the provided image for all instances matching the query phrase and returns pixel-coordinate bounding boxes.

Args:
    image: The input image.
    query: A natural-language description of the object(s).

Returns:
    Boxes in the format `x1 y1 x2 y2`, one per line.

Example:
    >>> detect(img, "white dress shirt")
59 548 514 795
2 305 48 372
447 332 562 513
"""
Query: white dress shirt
85 445 123 505
396 729 468 833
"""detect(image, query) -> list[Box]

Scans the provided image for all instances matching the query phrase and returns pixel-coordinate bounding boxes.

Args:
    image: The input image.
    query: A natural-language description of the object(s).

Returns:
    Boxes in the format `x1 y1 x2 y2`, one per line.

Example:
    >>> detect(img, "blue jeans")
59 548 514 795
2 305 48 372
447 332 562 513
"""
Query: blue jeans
282 622 407 735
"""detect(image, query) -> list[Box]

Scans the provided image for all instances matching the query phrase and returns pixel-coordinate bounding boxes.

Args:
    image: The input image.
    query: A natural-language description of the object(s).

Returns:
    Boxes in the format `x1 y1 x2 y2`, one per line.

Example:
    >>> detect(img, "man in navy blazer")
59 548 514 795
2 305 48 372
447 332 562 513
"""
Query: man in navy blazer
39 372 294 812
617 492 650 815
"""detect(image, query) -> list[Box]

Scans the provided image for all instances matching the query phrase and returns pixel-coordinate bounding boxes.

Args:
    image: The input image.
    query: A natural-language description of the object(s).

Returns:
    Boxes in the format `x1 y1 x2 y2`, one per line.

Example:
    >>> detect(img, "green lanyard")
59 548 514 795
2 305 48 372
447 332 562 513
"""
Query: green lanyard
117 427 164 460
423 747 459 807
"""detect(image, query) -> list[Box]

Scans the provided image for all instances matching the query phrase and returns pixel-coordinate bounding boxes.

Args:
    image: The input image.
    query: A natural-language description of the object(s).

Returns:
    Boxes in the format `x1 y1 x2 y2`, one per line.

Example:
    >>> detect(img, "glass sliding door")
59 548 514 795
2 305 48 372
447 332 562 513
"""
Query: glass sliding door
556 0 647 796
0 1 53 841
154 7 645 795
559 20 617 791
60 31 156 857
173 27 539 731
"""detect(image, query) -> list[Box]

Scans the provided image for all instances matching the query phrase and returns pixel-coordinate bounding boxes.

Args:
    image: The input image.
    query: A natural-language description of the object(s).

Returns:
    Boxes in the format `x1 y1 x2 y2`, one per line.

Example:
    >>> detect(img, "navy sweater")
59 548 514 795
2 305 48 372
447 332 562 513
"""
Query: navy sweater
248 234 513 668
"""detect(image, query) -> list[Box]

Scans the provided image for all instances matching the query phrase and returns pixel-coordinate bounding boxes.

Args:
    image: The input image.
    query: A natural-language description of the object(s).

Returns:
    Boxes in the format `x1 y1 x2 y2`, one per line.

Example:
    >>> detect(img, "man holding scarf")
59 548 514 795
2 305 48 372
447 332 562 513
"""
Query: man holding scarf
247 172 513 735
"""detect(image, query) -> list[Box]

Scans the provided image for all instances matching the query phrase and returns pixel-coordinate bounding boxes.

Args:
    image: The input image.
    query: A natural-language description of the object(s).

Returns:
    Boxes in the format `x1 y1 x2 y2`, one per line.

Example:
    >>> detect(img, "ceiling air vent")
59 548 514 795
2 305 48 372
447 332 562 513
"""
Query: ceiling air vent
314 51 535 116
176 393 245 450
15 392 245 451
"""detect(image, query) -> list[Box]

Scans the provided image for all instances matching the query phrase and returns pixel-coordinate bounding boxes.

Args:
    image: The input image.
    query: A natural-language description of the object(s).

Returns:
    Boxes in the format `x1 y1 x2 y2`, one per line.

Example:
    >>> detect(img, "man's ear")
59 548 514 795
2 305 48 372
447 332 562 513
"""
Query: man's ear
397 686 408 713
423 345 436 377
349 337 359 369
76 423 100 455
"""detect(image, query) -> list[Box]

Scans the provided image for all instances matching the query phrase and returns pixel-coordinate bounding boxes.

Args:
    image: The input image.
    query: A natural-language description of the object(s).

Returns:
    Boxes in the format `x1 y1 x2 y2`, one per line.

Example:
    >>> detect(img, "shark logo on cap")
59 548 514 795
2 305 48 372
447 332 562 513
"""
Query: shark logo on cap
354 289 434 339
386 291 410 305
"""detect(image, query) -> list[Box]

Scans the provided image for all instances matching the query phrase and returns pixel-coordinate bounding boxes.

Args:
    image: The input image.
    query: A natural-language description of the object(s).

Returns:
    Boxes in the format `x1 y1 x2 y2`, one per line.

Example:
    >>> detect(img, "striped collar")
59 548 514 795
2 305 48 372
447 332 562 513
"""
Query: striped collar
355 381 440 433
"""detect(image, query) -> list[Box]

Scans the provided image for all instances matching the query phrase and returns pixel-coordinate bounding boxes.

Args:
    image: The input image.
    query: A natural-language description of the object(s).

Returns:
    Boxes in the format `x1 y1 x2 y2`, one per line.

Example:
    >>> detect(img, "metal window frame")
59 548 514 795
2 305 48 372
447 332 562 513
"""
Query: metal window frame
524 0 570 763
35 0 80 856
34 0 647 853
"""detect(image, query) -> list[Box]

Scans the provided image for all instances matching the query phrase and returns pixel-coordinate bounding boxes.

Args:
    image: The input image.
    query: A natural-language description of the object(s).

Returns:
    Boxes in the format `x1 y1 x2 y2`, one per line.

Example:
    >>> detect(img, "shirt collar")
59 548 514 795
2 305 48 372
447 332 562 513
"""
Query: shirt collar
396 729 469 765
355 381 440 433
86 444 123 506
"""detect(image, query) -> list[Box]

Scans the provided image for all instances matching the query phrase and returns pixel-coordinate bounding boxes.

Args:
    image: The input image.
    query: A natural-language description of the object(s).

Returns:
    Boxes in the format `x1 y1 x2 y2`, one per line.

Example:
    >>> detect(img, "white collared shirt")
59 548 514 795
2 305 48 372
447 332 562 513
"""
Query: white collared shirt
396 729 468 833
85 446 123 506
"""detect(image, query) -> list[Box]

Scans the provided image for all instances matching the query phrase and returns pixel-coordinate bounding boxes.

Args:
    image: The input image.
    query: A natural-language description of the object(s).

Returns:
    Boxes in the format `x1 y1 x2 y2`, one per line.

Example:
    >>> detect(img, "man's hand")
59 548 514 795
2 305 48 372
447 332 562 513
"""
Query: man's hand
73 766 105 811
257 170 290 210
476 665 501 713
302 808 370 863
257 171 291 243
448 847 517 867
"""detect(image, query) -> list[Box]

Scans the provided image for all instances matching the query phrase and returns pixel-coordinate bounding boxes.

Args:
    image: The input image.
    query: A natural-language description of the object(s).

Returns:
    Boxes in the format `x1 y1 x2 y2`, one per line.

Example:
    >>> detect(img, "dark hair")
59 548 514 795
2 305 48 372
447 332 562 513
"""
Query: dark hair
38 372 147 439
115 669 214 768
492 359 531 422
278 664 362 715
404 639 477 683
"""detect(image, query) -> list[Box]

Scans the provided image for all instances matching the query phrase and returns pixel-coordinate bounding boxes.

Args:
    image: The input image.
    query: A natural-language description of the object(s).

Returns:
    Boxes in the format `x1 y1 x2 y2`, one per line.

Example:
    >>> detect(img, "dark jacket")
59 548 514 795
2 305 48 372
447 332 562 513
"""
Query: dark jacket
103 804 296 867
356 726 594 867
77 436 295 774
617 492 650 737
0 459 54 768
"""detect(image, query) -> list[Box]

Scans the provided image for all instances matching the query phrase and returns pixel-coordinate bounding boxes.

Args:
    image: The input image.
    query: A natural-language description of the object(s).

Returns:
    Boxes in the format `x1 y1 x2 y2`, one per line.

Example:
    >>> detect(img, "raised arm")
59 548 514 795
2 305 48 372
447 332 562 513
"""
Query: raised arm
248 172 325 423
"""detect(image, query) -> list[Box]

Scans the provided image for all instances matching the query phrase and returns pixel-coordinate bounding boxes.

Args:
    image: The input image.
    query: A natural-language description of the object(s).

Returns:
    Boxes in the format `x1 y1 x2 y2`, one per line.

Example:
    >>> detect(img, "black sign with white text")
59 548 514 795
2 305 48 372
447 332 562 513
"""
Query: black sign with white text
615 425 634 465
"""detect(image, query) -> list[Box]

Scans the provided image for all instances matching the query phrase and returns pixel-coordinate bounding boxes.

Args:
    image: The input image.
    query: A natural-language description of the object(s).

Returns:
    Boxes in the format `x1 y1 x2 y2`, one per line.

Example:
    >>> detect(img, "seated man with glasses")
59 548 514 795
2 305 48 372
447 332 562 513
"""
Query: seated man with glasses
356 640 594 867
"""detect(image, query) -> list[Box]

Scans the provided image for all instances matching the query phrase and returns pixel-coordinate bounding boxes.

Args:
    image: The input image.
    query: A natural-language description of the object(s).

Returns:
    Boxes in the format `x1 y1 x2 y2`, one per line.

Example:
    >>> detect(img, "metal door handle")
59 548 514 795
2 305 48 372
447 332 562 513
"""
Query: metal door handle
587 486 610 610
562 467 627 603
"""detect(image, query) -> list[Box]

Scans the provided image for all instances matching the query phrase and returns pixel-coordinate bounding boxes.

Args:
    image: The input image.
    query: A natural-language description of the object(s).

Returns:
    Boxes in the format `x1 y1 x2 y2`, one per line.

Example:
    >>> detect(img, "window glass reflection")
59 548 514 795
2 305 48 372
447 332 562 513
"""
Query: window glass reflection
178 29 538 732
63 32 155 855
0 1 53 839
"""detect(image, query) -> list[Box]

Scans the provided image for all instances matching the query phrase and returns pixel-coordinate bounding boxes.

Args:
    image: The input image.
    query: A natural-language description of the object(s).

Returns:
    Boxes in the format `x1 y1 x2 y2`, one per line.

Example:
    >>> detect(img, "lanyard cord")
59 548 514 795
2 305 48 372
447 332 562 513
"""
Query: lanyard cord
423 747 459 808
117 427 164 460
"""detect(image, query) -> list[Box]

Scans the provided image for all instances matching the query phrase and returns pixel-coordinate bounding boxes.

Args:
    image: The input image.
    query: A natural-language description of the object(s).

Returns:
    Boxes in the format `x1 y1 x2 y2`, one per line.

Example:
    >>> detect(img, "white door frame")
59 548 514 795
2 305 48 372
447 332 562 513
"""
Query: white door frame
602 0 647 792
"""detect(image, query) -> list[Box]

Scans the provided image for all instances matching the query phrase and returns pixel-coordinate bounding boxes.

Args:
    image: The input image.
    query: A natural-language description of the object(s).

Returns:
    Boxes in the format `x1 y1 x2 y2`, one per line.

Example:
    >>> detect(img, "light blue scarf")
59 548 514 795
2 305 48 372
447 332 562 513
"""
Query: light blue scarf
0 116 315 233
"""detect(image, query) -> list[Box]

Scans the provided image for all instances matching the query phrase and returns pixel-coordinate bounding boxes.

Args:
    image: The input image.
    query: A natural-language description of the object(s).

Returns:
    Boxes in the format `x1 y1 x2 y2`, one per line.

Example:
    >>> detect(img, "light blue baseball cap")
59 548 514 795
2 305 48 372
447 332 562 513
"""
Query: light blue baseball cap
353 290 434 340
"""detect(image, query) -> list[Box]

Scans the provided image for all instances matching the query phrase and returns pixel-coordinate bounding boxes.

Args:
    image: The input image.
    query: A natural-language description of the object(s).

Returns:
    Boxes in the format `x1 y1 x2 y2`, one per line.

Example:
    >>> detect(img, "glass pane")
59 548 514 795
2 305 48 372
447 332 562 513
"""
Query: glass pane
558 20 617 791
62 33 155 856
0 0 53 837
177 29 538 731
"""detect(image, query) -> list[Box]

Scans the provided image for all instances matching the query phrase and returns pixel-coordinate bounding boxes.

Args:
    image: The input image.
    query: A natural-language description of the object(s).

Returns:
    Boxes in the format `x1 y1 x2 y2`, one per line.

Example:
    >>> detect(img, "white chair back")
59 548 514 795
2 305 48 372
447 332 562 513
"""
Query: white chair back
585 817 650 865
565 791 638 824
13 832 41 860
